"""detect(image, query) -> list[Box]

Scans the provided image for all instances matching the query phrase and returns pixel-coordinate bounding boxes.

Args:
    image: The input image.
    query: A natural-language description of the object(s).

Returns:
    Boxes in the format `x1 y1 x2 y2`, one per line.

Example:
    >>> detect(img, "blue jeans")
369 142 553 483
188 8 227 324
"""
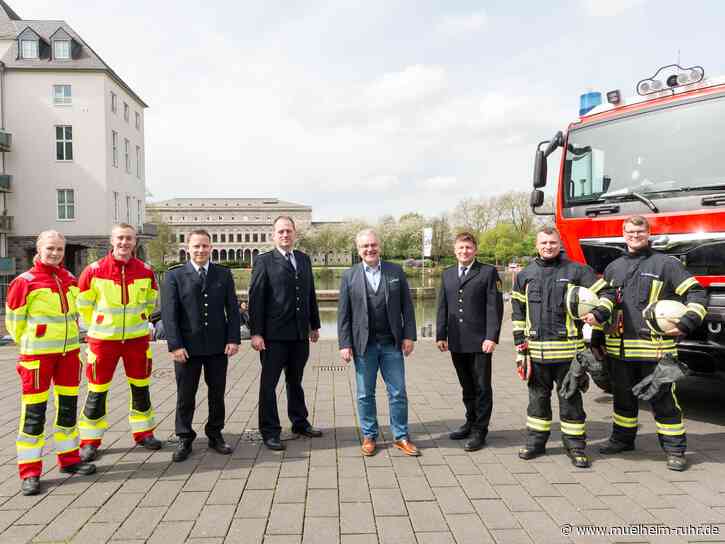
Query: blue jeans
354 340 408 441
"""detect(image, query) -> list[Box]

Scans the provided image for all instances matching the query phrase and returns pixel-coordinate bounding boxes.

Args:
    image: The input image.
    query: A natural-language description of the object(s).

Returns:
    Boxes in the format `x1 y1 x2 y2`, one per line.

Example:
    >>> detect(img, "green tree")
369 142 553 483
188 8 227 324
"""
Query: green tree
146 212 176 270
478 223 536 265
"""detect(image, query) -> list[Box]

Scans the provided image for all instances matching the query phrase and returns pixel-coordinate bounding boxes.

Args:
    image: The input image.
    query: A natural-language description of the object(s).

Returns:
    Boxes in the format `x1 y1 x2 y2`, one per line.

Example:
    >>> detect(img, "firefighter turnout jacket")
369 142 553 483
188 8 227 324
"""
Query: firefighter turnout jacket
511 254 606 363
77 252 157 341
5 261 83 479
596 247 707 362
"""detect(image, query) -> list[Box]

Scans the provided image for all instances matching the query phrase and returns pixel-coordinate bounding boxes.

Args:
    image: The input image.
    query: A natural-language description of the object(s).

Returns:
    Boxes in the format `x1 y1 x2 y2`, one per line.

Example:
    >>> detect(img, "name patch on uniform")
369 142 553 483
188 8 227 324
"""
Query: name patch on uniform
388 278 399 284
641 272 660 279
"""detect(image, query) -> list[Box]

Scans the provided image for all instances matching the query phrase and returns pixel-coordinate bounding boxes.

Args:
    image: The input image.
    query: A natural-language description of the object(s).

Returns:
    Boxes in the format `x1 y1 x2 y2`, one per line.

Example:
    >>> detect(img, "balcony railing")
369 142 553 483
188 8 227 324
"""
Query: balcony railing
0 257 15 275
0 215 13 232
140 222 158 236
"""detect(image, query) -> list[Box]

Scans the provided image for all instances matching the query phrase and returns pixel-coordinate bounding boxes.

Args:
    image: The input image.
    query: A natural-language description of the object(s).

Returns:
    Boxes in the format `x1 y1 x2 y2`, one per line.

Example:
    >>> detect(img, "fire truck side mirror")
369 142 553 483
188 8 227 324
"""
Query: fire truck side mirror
530 189 545 208
533 150 547 188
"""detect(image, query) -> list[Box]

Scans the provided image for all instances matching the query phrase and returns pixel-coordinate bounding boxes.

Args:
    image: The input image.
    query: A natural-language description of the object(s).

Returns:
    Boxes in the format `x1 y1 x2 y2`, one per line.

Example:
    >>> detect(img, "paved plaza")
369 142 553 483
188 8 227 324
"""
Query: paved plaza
0 320 724 543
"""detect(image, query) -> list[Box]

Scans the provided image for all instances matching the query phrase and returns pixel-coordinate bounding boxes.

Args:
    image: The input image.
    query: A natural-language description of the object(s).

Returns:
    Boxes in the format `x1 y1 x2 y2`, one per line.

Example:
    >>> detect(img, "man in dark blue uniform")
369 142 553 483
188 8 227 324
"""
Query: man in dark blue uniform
162 229 241 462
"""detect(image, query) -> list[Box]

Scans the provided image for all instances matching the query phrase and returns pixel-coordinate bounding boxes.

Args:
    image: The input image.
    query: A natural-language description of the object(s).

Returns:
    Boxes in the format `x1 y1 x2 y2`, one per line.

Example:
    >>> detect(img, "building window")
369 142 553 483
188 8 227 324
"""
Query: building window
212 233 218 243
253 233 259 242
135 112 140 130
57 189 75 220
124 138 130 172
53 40 71 59
55 125 73 161
261 233 266 242
53 84 72 105
126 196 131 222
112 131 118 167
111 92 117 113
236 233 242 242
123 102 129 122
179 233 185 243
113 192 119 221
20 39 39 59
135 146 142 178
137 200 142 226
221 234 226 243
245 233 250 242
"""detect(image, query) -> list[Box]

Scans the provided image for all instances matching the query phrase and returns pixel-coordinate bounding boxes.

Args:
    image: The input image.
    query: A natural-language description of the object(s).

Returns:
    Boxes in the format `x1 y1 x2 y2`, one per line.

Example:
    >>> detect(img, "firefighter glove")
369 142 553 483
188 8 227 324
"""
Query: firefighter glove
631 354 689 401
515 343 531 382
559 353 590 399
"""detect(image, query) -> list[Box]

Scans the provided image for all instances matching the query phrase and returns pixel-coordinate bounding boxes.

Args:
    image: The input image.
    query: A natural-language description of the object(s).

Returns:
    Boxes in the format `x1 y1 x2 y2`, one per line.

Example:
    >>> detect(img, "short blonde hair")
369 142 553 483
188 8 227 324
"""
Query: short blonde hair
36 230 65 252
355 228 380 247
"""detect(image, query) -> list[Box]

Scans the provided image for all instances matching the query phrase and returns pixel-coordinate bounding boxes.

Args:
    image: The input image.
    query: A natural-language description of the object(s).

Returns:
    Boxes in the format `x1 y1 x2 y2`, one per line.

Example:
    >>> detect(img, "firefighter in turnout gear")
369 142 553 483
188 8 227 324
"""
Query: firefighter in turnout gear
583 216 706 471
511 226 608 468
77 224 161 462
5 231 96 496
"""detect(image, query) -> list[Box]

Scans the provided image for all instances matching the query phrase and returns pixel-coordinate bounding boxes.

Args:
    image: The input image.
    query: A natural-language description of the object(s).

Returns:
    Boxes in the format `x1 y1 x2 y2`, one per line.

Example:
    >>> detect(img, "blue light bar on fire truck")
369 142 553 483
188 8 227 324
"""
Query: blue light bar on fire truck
636 64 704 96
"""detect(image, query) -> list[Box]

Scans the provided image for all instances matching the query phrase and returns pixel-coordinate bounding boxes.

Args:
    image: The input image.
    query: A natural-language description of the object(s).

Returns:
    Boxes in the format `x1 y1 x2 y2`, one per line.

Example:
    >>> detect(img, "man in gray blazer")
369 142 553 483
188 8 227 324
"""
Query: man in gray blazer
338 229 418 457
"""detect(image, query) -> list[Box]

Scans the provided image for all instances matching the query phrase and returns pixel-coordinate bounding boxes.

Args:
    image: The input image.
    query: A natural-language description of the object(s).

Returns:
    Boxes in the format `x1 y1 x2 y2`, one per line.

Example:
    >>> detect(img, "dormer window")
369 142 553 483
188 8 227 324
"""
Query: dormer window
53 39 71 60
20 39 38 59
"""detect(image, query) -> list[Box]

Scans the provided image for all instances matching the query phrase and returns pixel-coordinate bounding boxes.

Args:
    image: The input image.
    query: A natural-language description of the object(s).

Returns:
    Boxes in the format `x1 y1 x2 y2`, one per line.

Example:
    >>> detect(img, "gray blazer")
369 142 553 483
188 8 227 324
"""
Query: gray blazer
337 261 417 357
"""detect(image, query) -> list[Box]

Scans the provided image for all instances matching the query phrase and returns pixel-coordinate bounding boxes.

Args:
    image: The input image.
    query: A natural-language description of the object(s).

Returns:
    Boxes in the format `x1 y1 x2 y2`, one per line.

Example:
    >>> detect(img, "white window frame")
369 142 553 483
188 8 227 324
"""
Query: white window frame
56 189 75 220
55 125 73 161
113 191 119 221
135 145 142 178
112 130 118 167
20 39 39 59
53 84 72 106
124 138 130 173
53 39 71 60
111 92 117 113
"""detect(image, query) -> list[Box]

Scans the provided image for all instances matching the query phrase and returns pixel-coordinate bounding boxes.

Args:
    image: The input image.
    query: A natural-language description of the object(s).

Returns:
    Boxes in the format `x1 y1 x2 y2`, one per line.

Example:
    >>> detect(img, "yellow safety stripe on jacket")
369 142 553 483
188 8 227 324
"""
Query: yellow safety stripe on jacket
589 278 607 294
128 409 155 433
686 303 707 320
528 339 585 361
127 376 151 388
560 420 586 436
5 303 28 343
648 279 663 305
675 277 698 296
526 416 552 432
511 290 526 303
78 418 109 438
84 276 156 341
524 284 533 337
613 412 638 428
87 381 112 393
655 421 685 436
16 432 42 446
54 385 79 396
512 320 526 333
22 391 50 405
605 337 677 360
17 442 44 463
599 298 614 312
53 429 79 454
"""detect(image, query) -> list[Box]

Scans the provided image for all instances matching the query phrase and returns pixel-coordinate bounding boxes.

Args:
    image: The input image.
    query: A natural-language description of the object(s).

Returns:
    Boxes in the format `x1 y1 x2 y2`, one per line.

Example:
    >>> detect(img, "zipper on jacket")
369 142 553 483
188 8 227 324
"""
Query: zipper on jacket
121 265 127 342
53 273 69 355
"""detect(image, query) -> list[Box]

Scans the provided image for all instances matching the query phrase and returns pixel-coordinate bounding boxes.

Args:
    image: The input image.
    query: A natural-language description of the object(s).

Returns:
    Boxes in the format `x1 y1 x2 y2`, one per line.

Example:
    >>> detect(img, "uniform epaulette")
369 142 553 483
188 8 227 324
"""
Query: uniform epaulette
167 263 184 270
90 261 100 269
18 271 34 281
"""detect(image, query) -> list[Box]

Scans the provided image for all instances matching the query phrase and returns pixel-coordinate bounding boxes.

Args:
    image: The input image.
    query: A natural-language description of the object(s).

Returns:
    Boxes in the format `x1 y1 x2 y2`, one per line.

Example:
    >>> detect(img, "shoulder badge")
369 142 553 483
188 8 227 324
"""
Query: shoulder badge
19 271 34 281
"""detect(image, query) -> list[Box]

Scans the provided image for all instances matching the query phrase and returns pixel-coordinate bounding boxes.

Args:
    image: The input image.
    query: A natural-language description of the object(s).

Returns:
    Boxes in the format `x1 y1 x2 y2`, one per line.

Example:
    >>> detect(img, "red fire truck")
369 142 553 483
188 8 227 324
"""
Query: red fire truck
530 64 725 382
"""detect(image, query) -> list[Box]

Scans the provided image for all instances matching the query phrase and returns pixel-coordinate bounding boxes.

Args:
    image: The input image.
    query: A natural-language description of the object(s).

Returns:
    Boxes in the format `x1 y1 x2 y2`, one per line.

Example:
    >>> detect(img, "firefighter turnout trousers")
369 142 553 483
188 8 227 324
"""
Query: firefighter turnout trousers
609 357 685 453
16 350 82 479
526 362 586 452
79 336 155 447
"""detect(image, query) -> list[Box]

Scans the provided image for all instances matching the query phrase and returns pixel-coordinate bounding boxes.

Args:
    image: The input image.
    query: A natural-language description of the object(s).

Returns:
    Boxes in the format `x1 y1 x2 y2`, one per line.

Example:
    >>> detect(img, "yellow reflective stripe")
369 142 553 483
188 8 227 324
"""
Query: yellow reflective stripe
524 283 532 337
526 416 552 432
560 421 586 436
613 413 638 428
672 382 682 412
18 359 40 370
54 385 79 396
22 391 49 404
511 291 526 303
27 314 79 325
16 433 42 446
529 340 584 348
565 286 578 337
76 297 93 308
88 320 149 338
599 298 614 311
95 304 147 316
5 310 27 323
53 430 79 453
129 412 155 432
655 421 685 435
127 377 150 388
675 277 698 296
686 303 707 320
88 381 111 393
648 279 663 305
78 418 109 439
512 321 526 329
590 278 606 294
17 444 43 462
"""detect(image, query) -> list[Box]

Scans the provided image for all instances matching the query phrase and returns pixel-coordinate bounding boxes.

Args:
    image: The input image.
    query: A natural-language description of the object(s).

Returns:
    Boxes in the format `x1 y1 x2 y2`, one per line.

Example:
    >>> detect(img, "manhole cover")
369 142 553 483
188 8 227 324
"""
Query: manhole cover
314 364 348 372
240 429 263 443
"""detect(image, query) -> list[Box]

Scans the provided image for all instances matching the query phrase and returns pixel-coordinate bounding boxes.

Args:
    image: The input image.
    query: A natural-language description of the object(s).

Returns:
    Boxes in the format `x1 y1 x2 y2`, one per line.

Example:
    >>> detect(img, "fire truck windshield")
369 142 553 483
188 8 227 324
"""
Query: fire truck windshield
563 93 725 208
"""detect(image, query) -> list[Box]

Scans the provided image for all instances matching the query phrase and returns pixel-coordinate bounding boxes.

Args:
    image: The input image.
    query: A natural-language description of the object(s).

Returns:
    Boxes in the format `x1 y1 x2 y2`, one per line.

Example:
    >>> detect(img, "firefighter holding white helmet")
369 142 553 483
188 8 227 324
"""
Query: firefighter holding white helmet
584 215 707 471
511 226 607 468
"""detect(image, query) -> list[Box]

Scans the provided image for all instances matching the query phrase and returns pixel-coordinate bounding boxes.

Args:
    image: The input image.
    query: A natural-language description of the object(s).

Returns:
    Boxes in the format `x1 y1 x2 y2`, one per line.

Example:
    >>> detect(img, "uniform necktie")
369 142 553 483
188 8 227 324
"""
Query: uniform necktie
459 267 467 279
199 267 207 291
285 251 296 271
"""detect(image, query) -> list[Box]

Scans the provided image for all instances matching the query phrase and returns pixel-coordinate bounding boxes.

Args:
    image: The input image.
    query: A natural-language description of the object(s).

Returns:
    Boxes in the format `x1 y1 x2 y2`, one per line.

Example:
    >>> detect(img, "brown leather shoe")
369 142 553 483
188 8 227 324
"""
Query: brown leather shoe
393 438 421 457
361 437 376 456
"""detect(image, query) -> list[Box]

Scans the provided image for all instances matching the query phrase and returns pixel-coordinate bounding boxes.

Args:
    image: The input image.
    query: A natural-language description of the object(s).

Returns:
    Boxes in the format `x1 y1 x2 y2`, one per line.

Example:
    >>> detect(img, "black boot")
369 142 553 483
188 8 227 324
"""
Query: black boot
138 436 163 451
60 462 97 475
567 449 591 468
21 477 40 496
666 453 687 472
449 423 472 440
518 446 546 460
464 431 486 452
599 440 634 455
172 439 193 462
79 444 98 462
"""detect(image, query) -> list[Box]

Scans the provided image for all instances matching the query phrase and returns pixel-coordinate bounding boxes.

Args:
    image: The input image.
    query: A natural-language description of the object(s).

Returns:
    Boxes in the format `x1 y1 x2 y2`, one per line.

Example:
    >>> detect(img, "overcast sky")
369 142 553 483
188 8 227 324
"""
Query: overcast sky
22 0 725 220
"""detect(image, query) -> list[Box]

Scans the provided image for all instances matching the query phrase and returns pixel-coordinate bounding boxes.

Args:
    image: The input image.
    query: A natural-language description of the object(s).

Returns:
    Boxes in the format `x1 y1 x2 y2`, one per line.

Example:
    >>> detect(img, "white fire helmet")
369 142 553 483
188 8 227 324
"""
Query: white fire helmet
643 300 688 335
565 286 600 321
